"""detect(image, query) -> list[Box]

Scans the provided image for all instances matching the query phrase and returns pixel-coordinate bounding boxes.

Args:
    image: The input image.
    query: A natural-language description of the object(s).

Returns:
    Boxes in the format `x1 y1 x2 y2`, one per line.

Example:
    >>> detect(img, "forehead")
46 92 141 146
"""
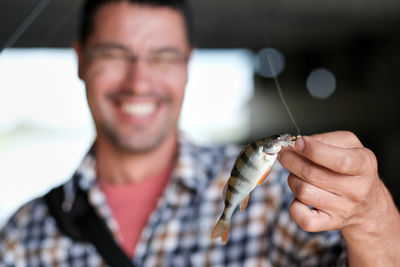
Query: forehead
88 2 190 50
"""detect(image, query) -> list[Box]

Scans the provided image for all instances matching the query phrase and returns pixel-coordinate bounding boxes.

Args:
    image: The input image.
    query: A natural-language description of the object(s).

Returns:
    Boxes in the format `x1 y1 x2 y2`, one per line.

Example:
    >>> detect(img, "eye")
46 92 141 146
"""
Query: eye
147 51 187 65
88 46 131 62
100 49 128 60
271 134 280 140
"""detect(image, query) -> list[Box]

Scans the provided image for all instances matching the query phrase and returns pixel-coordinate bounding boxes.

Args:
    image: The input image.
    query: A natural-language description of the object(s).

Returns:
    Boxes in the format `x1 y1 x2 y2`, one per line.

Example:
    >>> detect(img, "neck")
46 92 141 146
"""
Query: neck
95 132 178 185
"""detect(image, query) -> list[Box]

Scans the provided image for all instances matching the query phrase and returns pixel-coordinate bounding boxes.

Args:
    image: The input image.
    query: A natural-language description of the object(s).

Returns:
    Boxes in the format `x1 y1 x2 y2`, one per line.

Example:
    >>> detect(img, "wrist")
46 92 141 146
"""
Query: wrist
342 181 400 266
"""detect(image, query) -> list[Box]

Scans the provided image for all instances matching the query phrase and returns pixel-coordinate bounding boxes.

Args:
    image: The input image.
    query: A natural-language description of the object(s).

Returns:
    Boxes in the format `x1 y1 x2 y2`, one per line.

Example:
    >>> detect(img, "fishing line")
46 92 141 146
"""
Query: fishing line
265 49 301 136
40 1 78 47
0 0 51 52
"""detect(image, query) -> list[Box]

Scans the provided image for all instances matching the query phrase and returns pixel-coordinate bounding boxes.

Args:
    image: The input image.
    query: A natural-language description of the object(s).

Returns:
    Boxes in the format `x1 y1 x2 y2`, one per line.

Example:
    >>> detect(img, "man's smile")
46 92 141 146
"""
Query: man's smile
121 102 157 117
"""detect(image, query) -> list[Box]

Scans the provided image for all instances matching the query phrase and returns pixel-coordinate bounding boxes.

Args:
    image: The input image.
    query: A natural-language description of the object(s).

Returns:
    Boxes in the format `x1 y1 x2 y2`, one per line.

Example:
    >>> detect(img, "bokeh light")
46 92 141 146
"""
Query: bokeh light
257 47 286 78
306 68 336 99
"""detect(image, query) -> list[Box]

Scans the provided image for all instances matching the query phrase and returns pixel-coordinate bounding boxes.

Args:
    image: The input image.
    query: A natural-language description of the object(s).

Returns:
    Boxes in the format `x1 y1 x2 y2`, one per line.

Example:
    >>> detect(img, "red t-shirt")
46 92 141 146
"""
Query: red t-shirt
99 167 171 258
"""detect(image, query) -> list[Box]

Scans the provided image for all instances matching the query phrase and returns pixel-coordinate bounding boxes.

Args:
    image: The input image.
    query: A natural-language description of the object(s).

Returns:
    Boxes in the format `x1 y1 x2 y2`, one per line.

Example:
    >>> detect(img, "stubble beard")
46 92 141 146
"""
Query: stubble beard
100 117 176 154
95 89 179 154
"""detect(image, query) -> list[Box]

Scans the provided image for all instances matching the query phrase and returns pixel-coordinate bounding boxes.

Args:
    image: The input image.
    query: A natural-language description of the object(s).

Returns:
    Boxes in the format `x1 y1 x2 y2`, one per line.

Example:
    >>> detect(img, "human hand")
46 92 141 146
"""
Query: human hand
278 131 400 266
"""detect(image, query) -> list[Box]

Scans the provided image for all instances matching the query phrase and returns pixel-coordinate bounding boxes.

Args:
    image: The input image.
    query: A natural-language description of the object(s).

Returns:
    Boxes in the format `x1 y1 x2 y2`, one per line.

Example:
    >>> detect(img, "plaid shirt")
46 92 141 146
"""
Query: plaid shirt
0 137 347 266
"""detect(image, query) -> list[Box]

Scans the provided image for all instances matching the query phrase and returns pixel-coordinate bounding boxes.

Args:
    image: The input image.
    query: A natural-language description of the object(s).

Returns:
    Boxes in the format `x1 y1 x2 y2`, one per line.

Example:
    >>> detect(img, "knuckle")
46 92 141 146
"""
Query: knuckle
342 131 360 145
343 130 356 139
296 185 315 206
350 183 371 203
297 216 317 232
339 154 354 173
301 164 319 181
289 201 321 232
295 182 309 198
352 147 378 175
363 148 378 171
350 191 366 204
287 175 313 203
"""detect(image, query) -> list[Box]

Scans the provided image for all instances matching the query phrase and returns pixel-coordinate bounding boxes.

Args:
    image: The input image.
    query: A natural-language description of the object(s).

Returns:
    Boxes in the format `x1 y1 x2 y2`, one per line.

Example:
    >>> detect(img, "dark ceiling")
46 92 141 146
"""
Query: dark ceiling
1 0 400 51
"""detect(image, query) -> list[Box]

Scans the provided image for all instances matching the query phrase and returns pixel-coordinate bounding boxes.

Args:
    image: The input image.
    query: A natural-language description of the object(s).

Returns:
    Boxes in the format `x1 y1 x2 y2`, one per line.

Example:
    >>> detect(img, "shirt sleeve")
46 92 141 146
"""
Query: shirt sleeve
0 198 60 267
0 204 29 266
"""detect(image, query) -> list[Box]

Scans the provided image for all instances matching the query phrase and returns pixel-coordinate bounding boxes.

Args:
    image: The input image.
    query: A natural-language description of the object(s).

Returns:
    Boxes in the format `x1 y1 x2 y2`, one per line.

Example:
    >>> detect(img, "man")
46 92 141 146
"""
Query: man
1 0 399 266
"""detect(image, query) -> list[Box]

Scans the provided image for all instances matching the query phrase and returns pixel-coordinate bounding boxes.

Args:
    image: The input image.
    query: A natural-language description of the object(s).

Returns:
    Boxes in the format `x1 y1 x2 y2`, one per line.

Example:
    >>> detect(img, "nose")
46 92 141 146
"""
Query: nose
122 59 152 94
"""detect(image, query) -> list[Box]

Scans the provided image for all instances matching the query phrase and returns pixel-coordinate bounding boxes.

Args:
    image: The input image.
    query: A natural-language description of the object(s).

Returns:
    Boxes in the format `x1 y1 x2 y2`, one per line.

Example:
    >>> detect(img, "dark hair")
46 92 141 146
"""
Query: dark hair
78 0 194 46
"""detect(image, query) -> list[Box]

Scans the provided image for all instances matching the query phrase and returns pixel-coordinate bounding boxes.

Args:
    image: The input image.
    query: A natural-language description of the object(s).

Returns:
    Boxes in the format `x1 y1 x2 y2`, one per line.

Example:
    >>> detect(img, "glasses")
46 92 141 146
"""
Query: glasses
85 44 189 73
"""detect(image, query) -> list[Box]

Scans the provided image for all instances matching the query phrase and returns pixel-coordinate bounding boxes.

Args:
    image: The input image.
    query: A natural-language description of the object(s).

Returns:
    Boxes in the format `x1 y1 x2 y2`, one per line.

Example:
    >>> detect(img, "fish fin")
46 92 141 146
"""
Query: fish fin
240 194 250 212
222 182 228 202
210 218 230 245
257 169 271 185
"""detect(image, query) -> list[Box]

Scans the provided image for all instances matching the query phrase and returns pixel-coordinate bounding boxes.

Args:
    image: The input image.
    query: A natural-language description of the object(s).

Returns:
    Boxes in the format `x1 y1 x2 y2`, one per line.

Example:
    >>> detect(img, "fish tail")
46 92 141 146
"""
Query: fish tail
210 217 230 244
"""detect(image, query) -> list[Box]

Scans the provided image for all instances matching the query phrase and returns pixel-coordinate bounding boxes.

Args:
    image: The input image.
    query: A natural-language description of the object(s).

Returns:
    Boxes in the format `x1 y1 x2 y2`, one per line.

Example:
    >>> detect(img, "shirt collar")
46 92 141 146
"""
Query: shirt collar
68 135 221 207
171 135 211 193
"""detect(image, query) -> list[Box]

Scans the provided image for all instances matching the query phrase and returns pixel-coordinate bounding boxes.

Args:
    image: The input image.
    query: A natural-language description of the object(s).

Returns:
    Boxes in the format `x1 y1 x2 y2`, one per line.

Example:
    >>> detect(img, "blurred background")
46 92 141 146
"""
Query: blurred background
0 0 399 227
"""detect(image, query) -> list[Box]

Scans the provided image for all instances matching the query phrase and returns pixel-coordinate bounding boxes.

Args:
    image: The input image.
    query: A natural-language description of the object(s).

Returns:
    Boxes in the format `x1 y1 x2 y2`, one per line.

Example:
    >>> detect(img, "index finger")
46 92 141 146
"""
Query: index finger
294 135 372 176
310 131 363 148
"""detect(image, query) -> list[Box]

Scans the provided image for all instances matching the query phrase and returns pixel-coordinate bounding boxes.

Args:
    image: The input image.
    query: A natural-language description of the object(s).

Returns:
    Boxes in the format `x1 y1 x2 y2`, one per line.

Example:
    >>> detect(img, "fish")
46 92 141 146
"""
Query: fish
210 133 299 244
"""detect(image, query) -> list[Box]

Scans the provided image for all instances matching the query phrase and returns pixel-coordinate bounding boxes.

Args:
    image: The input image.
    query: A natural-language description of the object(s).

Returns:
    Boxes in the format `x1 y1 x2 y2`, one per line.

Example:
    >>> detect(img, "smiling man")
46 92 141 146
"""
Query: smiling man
1 0 399 266
74 2 192 188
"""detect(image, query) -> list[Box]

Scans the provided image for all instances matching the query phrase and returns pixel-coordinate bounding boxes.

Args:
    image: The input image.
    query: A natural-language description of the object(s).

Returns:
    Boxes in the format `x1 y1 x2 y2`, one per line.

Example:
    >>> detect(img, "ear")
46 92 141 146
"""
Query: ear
73 41 85 80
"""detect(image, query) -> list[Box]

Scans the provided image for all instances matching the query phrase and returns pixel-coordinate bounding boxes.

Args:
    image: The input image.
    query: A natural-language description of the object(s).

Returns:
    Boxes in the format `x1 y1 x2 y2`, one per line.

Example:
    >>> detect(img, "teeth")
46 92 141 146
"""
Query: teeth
121 102 156 116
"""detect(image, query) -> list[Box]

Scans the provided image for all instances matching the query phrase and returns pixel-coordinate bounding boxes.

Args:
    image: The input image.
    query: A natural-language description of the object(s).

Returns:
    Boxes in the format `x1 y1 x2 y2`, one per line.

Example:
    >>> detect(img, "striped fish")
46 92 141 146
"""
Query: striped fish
211 134 298 244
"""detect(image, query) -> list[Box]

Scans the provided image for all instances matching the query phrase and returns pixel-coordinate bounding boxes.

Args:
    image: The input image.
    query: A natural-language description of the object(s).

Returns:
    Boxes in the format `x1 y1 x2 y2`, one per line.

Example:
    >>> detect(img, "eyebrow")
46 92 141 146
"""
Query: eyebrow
92 42 185 55
150 47 184 55
92 42 130 52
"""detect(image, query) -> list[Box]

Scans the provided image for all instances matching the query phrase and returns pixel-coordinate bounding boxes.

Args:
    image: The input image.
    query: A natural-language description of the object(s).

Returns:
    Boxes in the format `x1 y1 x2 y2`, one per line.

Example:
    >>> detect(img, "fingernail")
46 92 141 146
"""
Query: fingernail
295 137 305 152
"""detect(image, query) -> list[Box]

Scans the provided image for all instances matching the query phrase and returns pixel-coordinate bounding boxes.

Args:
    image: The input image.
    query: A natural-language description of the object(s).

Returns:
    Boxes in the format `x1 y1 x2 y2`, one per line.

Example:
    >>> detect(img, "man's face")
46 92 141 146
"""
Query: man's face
77 2 191 153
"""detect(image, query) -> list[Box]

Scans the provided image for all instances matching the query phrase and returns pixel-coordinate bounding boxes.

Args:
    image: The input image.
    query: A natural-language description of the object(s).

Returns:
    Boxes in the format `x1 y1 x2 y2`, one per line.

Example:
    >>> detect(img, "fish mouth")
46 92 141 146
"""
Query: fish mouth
275 133 298 145
262 133 297 154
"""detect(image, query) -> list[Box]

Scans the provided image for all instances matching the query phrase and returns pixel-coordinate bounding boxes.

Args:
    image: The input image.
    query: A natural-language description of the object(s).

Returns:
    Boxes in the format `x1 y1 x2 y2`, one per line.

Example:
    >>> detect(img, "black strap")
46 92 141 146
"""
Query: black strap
44 185 135 267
